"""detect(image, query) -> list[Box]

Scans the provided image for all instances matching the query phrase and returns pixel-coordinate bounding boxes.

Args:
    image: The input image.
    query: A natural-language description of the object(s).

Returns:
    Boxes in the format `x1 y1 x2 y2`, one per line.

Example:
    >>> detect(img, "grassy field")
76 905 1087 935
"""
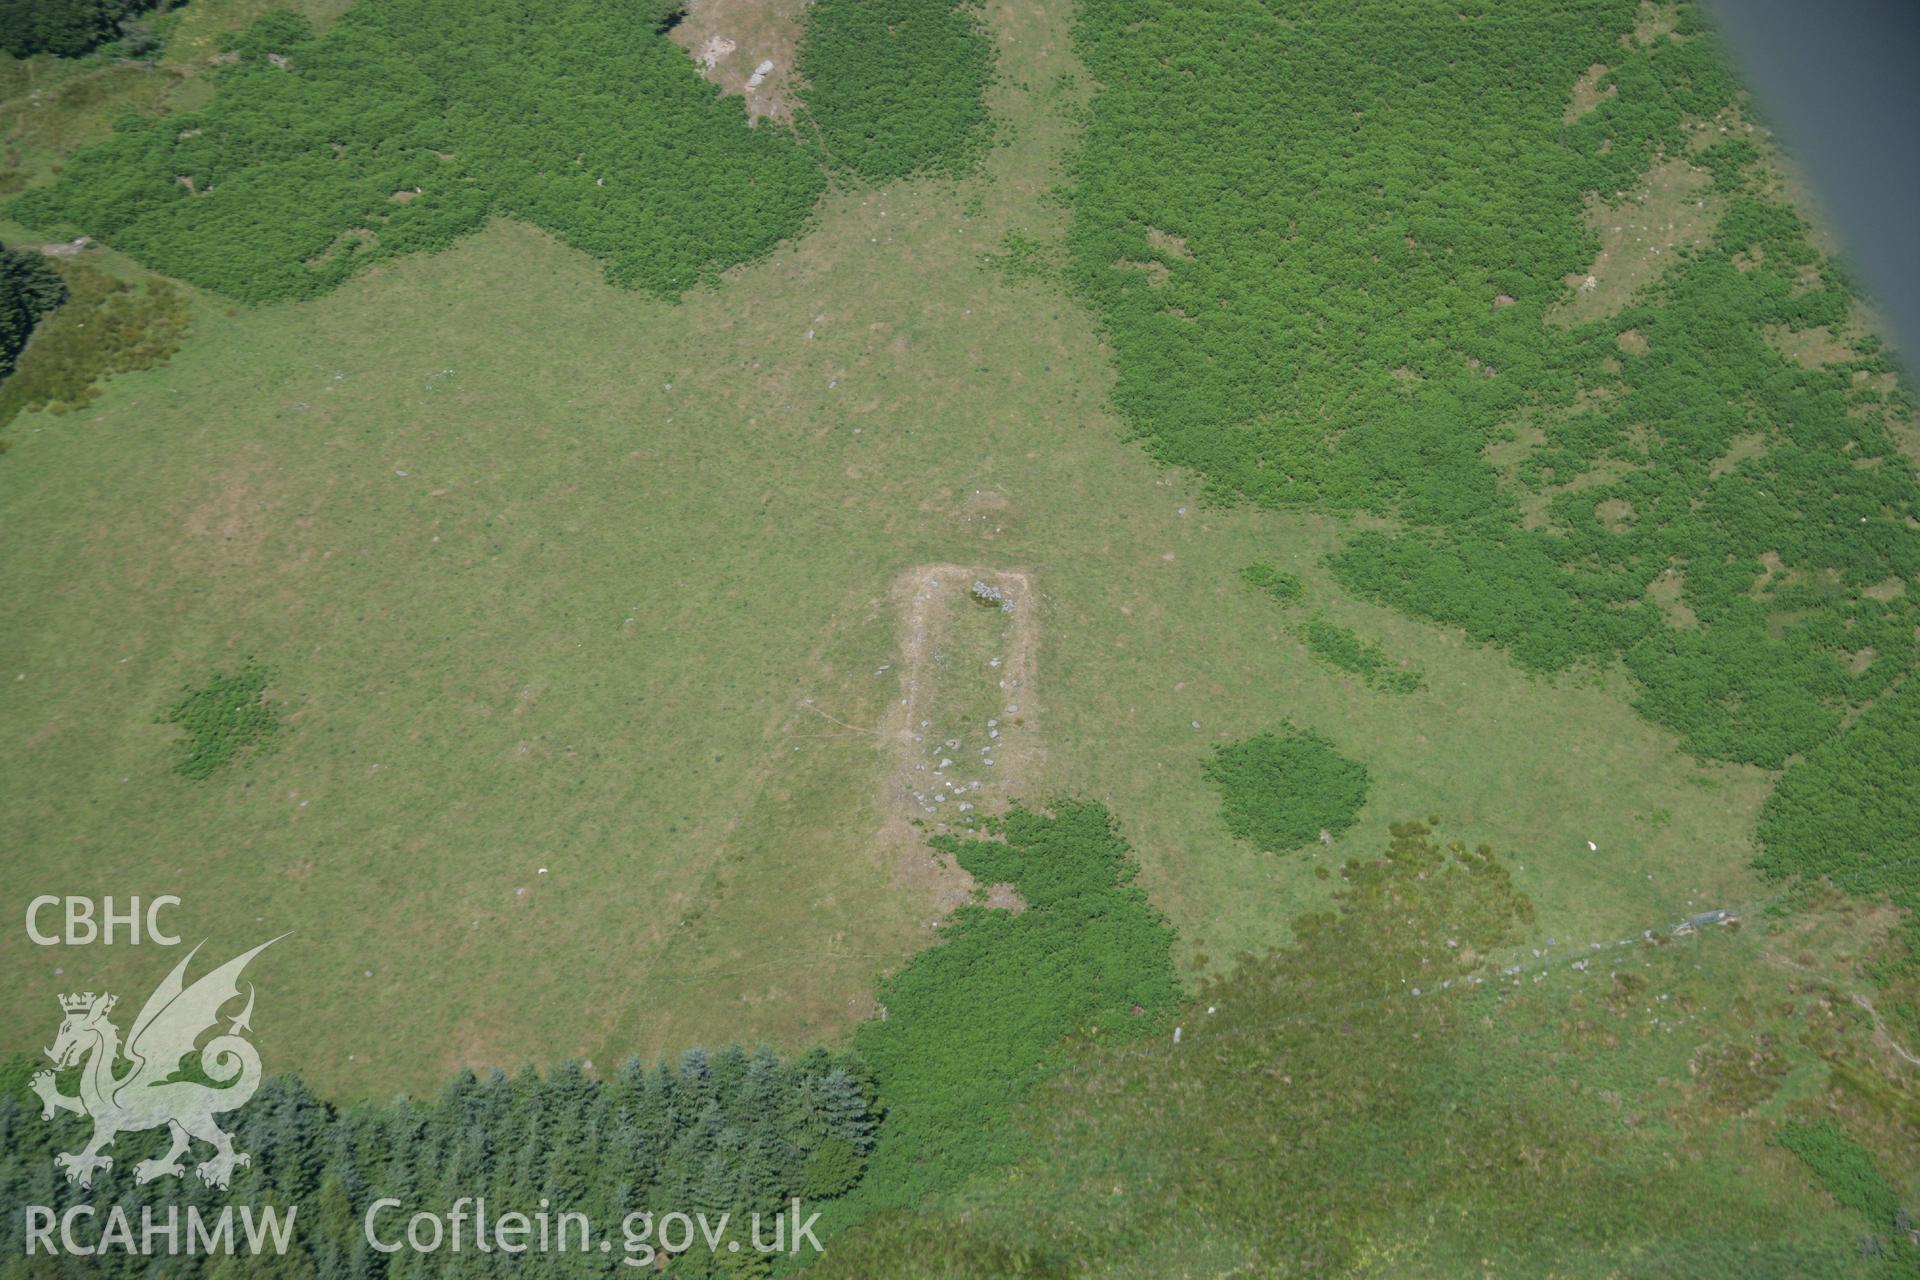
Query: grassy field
1 0 1782 1099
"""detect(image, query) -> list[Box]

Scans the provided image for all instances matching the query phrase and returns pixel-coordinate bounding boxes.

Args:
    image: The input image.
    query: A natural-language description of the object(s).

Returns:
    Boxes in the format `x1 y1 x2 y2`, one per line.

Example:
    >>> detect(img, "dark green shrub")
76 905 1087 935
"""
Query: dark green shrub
1299 616 1424 693
1205 729 1369 852
1242 561 1304 605
846 801 1177 1210
159 662 282 779
1776 1121 1902 1227
1698 136 1758 192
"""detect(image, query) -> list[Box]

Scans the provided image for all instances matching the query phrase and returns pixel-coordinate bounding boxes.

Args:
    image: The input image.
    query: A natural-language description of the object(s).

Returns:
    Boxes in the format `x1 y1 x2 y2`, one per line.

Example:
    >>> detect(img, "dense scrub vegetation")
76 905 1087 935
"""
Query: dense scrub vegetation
0 0 159 58
0 257 188 436
0 244 65 385
1757 677 1920 1030
160 663 281 778
0 1046 878 1277
1299 615 1425 693
1071 1 1716 512
1777 1121 1906 1235
820 823 1920 1276
5 0 998 303
842 801 1177 1214
1068 0 1918 951
9 0 825 301
1759 678 1920 879
796 0 994 181
1071 0 1913 761
1205 729 1369 852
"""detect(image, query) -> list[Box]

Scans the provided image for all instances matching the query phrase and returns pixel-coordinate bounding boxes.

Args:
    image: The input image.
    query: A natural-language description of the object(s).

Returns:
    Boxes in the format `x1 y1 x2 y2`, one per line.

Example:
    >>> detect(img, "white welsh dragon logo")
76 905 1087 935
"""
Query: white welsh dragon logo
31 937 282 1192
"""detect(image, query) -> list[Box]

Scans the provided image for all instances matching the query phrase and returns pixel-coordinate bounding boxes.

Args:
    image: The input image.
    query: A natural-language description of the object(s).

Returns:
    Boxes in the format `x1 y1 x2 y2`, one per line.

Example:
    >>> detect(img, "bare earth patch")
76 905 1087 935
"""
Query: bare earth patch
1484 415 1547 472
1145 227 1194 260
1550 157 1717 327
1763 322 1856 370
1113 258 1171 287
1483 389 1635 529
888 565 1041 829
1564 63 1614 123
1627 0 1682 47
1707 430 1770 479
983 882 1028 914
1647 570 1699 628
668 0 811 122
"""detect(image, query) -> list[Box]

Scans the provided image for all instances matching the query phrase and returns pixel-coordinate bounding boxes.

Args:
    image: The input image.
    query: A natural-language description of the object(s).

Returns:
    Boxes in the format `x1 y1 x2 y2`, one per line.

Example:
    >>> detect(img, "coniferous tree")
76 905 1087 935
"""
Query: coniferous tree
0 0 161 58
0 246 65 382
0 1037 874 1274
